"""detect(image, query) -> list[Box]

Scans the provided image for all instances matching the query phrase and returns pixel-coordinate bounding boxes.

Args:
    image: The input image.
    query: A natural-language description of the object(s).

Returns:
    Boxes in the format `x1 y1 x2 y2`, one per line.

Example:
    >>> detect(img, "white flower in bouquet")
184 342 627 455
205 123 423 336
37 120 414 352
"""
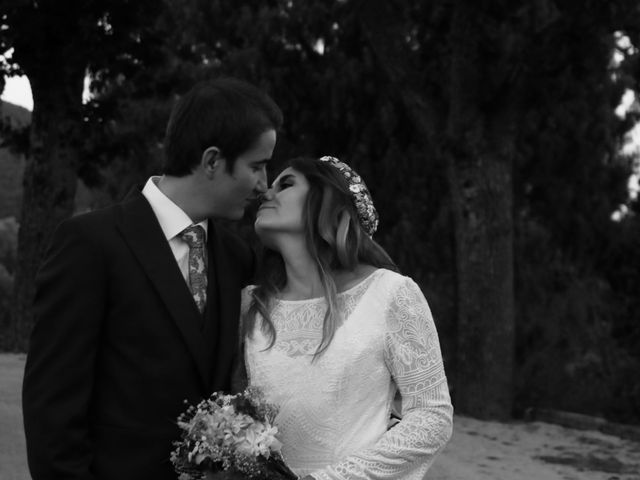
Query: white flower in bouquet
234 422 282 458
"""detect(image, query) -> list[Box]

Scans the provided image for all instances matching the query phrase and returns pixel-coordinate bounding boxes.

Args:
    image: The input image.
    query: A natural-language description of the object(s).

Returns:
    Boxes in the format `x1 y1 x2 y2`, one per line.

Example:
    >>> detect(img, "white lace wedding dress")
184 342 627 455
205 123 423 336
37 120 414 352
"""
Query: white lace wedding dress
243 268 453 480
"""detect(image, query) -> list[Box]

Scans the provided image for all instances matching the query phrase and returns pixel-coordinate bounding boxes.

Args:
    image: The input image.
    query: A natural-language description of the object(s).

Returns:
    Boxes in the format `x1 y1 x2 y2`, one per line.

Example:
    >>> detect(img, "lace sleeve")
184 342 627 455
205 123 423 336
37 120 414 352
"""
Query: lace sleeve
312 276 453 480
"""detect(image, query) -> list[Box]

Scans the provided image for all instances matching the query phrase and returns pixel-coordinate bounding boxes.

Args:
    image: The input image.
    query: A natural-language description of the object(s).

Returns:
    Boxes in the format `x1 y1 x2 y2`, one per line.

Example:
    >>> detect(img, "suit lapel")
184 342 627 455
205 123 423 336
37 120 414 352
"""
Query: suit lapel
207 220 241 390
210 222 237 334
116 192 210 391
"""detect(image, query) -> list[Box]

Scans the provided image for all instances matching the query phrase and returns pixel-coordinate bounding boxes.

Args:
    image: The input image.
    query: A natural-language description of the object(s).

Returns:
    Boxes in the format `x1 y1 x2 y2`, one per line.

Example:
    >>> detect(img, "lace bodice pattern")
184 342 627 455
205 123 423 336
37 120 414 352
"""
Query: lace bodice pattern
243 269 453 480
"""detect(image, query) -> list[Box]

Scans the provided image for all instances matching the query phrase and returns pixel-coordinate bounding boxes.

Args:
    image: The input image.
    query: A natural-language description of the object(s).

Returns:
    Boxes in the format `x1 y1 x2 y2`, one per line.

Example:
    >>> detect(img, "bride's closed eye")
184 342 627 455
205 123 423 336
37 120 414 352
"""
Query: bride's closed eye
275 174 295 191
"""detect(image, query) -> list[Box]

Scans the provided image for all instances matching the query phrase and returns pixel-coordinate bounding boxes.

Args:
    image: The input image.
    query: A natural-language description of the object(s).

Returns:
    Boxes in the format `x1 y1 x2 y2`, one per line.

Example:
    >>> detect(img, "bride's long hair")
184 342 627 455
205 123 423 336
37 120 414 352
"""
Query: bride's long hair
243 156 397 359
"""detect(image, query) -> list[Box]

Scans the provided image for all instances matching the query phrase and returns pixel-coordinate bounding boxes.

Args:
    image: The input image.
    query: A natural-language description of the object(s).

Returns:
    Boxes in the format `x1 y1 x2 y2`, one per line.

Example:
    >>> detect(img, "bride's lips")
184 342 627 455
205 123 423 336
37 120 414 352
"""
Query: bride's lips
258 203 274 211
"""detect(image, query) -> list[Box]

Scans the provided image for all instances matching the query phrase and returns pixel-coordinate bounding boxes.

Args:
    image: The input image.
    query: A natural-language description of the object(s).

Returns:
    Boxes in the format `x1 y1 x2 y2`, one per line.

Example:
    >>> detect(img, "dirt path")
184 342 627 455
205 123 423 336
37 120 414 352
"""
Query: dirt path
2 353 639 480
0 353 27 480
431 415 640 479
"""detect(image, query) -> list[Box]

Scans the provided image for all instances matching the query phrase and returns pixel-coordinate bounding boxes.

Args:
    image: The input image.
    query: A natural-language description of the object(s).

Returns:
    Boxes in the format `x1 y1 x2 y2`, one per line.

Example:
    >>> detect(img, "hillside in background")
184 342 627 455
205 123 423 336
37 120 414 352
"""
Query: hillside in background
0 101 30 127
0 101 30 219
0 100 93 219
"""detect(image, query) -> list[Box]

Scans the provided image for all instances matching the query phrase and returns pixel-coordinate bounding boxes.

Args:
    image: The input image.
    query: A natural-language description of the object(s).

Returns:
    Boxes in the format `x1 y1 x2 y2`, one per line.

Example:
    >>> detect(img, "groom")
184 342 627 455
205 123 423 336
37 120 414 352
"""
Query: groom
22 78 282 480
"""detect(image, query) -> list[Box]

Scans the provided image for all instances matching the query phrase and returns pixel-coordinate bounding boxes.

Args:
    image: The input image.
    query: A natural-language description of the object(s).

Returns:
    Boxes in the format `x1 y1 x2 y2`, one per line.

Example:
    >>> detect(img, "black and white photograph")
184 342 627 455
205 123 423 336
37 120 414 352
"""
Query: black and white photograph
1 1 639 479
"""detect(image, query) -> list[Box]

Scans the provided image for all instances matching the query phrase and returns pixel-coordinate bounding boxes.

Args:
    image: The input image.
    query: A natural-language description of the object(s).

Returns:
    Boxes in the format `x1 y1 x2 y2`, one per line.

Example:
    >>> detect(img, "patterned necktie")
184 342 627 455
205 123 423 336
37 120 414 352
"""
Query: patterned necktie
179 225 207 314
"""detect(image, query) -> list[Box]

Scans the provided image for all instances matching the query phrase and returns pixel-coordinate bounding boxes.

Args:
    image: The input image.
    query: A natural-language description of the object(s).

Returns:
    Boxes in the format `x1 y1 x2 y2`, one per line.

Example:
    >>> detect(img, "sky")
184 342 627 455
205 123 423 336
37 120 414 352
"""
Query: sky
1 75 33 111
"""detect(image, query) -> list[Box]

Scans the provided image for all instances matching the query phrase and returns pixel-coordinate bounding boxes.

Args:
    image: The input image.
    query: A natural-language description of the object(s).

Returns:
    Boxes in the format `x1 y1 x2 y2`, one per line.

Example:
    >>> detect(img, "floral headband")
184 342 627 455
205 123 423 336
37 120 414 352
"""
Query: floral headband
319 156 379 236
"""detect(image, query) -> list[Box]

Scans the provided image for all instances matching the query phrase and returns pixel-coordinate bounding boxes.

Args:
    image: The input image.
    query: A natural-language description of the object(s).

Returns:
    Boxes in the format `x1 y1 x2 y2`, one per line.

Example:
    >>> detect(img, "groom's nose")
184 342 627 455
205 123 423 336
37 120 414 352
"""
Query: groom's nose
255 175 267 194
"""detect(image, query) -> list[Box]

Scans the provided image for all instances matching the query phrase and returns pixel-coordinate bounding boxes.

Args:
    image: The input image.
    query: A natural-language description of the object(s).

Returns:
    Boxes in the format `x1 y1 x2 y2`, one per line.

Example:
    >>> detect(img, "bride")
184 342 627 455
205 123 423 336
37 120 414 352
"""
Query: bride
241 156 453 479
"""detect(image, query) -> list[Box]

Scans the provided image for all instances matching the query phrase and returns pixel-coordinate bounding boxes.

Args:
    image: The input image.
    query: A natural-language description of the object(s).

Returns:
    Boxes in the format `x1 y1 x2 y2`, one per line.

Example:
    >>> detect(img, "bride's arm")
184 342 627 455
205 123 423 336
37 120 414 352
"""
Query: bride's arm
310 276 453 480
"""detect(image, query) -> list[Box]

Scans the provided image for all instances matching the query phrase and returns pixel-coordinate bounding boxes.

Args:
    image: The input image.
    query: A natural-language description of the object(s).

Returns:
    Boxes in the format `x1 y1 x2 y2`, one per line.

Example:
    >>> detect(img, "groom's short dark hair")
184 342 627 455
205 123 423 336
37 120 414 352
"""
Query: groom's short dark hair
163 77 283 176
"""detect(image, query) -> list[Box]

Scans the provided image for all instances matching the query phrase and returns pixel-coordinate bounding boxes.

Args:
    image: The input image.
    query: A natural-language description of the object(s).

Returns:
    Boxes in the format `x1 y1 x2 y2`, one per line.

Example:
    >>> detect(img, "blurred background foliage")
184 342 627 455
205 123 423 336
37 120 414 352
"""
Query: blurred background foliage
1 0 639 424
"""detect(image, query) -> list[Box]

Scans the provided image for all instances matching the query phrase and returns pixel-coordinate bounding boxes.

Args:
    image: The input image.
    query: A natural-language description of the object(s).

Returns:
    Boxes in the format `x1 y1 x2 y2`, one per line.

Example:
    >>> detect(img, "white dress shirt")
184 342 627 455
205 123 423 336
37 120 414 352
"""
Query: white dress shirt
142 176 208 283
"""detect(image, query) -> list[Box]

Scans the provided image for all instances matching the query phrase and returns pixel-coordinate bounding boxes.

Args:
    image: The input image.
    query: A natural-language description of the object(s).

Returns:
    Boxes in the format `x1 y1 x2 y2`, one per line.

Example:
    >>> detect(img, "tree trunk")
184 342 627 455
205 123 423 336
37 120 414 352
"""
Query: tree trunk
446 152 515 419
446 0 516 419
360 0 519 419
9 73 83 351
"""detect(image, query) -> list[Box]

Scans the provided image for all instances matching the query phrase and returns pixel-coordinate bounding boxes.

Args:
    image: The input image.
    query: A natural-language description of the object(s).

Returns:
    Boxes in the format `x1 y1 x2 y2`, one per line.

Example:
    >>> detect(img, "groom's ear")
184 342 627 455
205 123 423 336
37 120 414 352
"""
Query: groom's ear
202 147 225 178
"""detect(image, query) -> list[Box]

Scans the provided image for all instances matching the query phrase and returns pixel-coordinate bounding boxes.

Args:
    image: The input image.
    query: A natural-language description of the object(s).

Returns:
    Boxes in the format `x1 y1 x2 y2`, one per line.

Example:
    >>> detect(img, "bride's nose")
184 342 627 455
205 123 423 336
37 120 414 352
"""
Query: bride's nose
259 189 275 203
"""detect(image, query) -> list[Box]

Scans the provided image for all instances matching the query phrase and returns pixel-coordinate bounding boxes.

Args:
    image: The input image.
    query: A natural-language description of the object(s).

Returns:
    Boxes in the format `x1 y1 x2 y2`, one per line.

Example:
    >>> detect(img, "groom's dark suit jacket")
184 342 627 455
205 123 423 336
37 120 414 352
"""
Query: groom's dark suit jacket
22 191 254 480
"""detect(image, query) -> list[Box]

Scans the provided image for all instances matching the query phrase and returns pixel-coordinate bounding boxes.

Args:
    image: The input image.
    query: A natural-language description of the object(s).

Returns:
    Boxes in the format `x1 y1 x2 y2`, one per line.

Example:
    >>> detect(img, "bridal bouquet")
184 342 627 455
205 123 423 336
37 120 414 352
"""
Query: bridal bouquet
170 387 297 480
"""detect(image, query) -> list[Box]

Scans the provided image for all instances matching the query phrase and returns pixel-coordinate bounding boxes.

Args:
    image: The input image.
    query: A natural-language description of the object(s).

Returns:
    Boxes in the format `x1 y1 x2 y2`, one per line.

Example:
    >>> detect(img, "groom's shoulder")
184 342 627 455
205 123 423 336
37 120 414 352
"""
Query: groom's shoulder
60 203 120 230
51 201 131 248
60 190 147 230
